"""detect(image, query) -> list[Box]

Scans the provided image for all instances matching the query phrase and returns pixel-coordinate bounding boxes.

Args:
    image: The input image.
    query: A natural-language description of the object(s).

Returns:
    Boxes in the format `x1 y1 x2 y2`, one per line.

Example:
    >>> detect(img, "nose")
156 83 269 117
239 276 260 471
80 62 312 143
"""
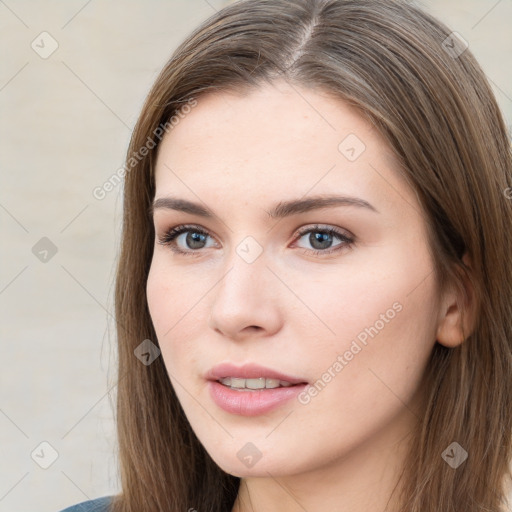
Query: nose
208 248 283 341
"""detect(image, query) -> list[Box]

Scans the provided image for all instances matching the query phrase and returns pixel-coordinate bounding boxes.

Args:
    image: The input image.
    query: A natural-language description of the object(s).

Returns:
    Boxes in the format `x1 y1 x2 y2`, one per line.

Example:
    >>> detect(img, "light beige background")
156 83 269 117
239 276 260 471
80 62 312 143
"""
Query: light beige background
1 1 511 511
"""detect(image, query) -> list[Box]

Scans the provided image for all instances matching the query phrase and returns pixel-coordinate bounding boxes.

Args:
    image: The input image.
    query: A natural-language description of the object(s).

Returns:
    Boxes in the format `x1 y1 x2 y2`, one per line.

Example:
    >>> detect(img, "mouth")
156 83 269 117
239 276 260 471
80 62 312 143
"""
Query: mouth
215 376 307 391
207 371 309 416
206 362 309 391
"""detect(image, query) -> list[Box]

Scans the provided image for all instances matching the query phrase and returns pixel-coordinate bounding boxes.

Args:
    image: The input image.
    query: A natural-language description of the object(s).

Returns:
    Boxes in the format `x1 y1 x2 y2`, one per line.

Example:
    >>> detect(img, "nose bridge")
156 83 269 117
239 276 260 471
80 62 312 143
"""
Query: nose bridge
215 239 269 311
208 237 281 336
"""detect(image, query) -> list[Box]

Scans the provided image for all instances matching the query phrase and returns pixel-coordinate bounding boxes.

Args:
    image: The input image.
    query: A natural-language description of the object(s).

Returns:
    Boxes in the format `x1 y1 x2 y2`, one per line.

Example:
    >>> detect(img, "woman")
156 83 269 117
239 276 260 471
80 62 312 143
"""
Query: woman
60 0 512 511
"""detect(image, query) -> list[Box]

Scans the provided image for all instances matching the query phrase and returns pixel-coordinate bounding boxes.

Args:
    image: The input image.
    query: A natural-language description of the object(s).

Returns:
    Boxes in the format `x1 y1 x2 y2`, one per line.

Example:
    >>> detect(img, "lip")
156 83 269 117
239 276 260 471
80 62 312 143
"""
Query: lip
205 362 308 385
208 380 308 416
205 362 309 416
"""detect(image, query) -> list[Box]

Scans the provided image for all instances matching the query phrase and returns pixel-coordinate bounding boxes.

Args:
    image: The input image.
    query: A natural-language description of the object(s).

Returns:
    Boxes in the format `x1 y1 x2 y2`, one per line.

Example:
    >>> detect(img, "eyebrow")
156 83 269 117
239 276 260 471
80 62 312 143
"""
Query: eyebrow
150 195 378 219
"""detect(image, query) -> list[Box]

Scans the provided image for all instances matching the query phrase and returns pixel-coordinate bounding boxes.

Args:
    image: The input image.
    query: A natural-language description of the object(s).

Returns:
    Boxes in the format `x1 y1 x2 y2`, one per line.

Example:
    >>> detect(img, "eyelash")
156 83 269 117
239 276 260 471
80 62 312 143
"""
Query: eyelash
156 223 354 257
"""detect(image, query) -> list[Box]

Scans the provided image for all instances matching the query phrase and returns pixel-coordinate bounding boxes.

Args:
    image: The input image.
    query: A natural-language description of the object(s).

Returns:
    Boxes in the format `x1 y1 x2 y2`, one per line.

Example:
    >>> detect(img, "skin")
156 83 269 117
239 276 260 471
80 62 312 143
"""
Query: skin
146 79 471 512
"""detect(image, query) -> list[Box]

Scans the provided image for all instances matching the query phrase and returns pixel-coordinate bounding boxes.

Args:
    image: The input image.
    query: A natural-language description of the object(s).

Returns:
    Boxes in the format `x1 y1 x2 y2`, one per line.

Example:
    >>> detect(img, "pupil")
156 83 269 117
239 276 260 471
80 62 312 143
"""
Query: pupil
310 232 332 250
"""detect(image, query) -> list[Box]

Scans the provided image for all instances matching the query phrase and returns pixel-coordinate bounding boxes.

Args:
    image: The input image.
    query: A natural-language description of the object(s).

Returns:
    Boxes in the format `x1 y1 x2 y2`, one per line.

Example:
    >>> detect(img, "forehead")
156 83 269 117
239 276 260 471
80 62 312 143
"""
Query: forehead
153 80 414 216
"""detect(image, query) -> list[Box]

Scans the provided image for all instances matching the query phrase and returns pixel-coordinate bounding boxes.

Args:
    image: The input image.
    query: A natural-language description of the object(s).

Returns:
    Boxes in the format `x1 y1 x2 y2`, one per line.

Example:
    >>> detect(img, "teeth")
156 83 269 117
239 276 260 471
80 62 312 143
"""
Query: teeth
219 377 294 390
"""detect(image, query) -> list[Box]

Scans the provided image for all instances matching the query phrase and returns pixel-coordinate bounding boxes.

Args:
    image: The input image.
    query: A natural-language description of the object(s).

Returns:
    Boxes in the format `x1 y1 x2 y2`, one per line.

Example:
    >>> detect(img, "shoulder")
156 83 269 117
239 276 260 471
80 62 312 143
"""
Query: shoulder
57 495 114 512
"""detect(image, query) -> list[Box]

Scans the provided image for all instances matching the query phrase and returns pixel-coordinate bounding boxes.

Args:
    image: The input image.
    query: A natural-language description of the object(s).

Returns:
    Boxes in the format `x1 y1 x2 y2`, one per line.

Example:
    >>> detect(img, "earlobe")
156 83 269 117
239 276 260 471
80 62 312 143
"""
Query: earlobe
436 253 477 348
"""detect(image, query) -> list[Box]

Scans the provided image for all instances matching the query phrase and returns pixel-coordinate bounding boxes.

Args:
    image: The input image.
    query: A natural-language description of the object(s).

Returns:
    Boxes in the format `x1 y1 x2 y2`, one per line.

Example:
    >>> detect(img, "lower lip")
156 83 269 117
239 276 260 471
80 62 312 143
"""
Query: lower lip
208 380 308 416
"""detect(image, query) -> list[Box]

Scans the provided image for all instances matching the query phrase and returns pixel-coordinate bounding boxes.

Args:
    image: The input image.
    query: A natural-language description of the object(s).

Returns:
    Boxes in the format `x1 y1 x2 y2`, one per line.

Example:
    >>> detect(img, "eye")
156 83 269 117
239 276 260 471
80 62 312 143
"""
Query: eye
156 223 354 257
292 224 354 256
157 224 216 256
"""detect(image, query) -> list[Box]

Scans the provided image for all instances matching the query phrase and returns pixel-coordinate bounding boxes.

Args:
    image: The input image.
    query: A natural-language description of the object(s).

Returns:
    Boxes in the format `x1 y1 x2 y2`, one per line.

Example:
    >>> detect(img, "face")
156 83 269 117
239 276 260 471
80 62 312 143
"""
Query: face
146 80 442 478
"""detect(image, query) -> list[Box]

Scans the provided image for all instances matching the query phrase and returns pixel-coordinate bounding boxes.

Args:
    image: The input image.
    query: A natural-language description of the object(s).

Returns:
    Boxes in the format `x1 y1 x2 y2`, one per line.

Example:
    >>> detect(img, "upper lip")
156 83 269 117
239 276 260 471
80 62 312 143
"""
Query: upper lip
206 362 308 385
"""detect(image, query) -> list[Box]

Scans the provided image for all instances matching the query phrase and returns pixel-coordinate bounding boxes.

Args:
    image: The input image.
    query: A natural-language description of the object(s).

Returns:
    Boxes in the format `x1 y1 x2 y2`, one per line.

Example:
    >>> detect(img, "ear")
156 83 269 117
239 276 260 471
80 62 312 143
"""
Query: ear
436 253 478 348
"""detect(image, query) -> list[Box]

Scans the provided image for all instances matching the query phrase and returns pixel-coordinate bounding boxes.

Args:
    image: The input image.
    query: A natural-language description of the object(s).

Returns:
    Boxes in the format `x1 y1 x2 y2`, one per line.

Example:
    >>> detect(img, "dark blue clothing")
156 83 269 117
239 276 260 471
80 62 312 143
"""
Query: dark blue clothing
58 495 113 512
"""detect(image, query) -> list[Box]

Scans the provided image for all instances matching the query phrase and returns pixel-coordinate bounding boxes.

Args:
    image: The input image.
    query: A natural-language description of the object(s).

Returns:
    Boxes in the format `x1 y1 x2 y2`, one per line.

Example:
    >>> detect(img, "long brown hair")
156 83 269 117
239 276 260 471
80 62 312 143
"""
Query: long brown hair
111 1 512 510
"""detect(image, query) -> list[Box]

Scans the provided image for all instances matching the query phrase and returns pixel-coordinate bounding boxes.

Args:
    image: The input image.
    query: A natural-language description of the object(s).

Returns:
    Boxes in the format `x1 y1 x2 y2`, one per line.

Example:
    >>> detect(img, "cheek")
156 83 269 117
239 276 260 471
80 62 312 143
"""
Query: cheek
293 242 439 427
300 232 438 352
146 259 210 374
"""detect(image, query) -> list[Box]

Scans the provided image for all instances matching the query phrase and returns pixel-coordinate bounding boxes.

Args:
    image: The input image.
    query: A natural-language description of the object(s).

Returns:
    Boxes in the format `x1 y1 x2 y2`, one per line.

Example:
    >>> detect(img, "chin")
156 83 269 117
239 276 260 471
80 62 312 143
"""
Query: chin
206 445 300 479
